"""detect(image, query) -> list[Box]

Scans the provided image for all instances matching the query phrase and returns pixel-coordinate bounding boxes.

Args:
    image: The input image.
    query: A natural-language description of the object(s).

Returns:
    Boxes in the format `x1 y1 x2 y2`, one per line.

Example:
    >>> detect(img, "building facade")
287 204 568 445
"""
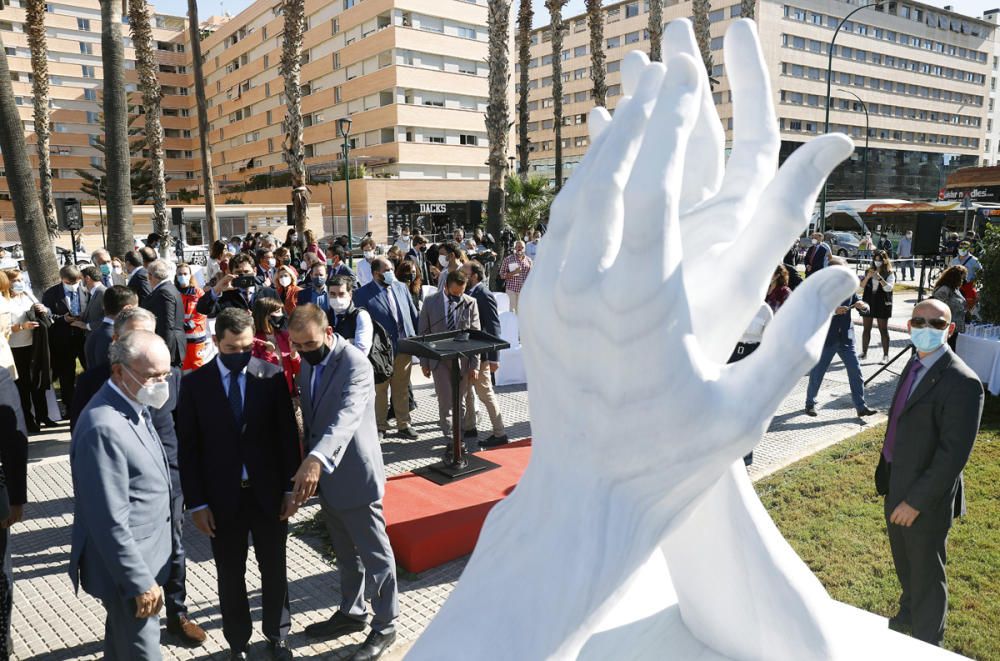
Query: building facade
522 0 994 201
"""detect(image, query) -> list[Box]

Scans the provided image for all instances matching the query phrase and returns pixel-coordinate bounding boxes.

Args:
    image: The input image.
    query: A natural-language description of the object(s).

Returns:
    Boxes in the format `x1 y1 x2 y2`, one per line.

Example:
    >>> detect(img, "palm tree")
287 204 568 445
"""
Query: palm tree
692 0 716 89
486 0 511 243
505 173 552 239
101 0 133 256
280 0 309 234
24 0 57 236
187 0 218 244
740 0 755 19
516 0 532 178
0 37 59 291
648 0 663 62
128 0 169 256
546 0 568 192
586 0 607 107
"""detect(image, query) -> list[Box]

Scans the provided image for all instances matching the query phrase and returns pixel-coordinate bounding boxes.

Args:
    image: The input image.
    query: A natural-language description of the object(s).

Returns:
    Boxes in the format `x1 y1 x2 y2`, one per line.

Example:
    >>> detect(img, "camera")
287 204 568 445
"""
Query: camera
233 275 257 289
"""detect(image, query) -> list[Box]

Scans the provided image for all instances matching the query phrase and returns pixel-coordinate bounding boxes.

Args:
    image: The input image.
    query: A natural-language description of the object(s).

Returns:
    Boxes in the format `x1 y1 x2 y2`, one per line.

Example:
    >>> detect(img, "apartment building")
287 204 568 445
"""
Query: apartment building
0 0 197 238
523 0 994 201
197 0 498 241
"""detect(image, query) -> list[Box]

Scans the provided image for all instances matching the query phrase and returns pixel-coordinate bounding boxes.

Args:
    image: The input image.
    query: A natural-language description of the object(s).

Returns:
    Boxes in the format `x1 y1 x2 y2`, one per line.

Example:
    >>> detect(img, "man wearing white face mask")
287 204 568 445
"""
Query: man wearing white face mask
876 299 983 647
328 276 373 356
70 330 176 659
949 240 981 314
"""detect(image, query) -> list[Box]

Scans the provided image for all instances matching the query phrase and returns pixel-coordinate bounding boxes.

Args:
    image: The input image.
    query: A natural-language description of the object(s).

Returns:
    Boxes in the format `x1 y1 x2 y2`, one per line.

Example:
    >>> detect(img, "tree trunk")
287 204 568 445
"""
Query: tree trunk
648 0 663 62
0 36 59 292
280 0 309 234
486 0 511 242
587 0 607 108
516 0 532 179
692 0 715 88
188 0 217 244
25 0 58 237
129 0 169 256
740 0 755 19
546 0 568 192
102 0 133 256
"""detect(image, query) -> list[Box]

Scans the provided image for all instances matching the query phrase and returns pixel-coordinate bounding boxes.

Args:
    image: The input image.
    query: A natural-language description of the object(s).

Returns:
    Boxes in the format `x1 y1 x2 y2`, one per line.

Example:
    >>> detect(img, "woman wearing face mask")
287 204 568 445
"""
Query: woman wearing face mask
860 249 895 363
109 257 127 286
6 270 50 431
175 263 211 373
357 237 376 287
857 232 874 262
931 265 968 351
283 228 303 266
274 264 302 315
302 229 326 264
396 260 424 313
251 297 300 396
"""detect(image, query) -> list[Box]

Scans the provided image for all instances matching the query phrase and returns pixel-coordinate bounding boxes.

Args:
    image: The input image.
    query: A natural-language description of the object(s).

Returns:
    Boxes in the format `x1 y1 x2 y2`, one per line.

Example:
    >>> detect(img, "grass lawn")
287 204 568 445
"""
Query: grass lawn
758 394 1000 660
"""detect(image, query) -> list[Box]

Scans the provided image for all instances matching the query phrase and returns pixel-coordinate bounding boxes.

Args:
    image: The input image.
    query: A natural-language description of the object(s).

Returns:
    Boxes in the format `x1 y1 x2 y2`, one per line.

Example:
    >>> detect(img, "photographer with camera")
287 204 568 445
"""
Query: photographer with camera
195 253 280 318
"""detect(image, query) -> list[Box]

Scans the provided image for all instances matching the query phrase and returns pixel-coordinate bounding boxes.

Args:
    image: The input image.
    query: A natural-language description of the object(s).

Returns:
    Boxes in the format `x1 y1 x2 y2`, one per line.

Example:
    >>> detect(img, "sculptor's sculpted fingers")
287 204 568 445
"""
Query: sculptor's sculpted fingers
662 19 725 213
621 50 651 98
588 106 613 143
722 266 858 427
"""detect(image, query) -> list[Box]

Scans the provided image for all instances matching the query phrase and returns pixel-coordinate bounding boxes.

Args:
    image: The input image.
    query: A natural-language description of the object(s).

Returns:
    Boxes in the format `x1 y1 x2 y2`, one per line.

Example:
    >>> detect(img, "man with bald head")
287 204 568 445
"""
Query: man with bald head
70 330 175 659
876 298 983 646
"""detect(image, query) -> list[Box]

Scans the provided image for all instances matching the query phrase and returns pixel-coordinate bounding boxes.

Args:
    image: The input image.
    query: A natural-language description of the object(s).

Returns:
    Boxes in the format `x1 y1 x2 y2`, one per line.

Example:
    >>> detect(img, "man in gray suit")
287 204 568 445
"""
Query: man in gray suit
876 299 983 646
288 304 398 661
79 265 107 334
417 270 481 454
70 330 174 660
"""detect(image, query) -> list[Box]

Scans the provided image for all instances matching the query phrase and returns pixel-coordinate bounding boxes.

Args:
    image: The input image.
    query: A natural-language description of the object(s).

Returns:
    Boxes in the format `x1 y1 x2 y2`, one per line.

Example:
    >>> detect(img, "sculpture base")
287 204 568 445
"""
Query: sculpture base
581 550 966 660
414 454 502 485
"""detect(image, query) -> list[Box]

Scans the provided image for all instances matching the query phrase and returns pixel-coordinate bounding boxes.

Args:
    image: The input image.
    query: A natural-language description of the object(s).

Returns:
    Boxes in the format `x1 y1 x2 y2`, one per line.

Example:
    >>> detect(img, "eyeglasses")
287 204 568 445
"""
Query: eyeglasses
910 317 950 330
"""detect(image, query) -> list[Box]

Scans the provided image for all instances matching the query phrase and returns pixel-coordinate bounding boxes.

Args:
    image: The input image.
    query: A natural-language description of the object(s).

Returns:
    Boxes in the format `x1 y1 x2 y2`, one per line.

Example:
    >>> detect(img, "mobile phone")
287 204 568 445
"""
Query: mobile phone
233 275 256 289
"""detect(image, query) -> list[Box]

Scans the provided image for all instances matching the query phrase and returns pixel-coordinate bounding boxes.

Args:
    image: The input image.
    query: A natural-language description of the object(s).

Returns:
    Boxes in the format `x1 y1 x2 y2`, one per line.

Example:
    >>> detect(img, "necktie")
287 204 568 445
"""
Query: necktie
446 299 455 330
882 360 923 462
311 363 325 402
228 371 244 430
68 289 80 316
141 408 157 442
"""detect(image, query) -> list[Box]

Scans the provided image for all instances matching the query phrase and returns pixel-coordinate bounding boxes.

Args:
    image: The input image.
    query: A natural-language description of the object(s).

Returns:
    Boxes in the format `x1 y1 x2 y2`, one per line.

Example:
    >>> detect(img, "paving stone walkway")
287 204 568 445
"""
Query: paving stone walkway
9 294 923 659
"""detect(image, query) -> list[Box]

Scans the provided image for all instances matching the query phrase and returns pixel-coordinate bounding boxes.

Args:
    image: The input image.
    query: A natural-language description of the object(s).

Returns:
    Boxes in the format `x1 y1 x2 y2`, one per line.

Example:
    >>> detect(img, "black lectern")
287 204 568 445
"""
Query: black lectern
398 329 511 485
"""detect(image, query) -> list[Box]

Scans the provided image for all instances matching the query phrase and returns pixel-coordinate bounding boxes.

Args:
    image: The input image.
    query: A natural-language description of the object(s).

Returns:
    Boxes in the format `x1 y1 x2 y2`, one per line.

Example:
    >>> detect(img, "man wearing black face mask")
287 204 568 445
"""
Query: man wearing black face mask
177 308 299 661
297 263 333 315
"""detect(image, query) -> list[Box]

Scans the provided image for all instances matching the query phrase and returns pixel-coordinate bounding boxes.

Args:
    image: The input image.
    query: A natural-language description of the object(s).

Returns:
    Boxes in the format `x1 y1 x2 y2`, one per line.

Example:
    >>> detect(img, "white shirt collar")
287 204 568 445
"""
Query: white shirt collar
108 379 146 418
102 316 114 325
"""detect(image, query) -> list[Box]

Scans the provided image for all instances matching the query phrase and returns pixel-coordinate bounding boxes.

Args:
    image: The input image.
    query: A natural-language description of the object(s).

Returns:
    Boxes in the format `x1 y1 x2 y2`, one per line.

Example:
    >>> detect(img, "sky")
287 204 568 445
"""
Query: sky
151 0 1000 24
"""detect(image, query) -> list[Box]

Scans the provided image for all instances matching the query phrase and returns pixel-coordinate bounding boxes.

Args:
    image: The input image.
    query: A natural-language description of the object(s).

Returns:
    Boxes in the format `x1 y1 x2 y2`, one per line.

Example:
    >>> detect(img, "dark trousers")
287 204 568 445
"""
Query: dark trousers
0 528 11 660
886 515 949 646
164 477 187 619
51 332 86 409
11 346 47 425
209 489 290 652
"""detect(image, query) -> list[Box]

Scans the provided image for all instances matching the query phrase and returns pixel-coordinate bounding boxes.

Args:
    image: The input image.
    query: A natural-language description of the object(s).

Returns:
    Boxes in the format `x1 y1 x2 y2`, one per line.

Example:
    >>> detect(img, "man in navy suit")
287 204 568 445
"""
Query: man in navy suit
41 265 89 411
326 245 356 283
297 263 333 314
142 259 187 368
461 261 507 447
196 253 279 318
354 257 418 440
177 308 299 661
124 248 154 305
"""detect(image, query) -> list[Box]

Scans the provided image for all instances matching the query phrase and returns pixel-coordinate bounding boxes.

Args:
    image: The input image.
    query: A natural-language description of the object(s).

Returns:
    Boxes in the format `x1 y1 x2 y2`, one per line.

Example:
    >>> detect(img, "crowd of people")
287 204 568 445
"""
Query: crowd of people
0 225 538 660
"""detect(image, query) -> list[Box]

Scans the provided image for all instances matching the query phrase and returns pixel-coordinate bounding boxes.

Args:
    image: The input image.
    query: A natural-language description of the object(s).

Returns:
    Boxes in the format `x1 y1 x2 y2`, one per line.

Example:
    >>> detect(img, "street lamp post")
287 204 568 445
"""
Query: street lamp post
95 177 107 248
837 88 869 199
819 1 886 231
337 116 354 266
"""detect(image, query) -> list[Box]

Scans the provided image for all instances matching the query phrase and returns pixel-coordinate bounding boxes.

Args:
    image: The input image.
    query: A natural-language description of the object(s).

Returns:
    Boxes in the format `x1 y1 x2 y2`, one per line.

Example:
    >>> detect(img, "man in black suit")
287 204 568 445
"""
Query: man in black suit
70 306 208 646
196 253 279 318
405 235 430 287
41 265 89 411
0 367 28 656
142 259 186 367
83 285 136 369
460 261 507 447
177 308 299 661
124 249 153 305
876 299 983 646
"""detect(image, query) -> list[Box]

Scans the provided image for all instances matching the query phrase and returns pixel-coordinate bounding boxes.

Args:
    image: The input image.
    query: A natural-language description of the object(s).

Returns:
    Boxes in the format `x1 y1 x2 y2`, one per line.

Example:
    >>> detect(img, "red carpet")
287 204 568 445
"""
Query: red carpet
384 439 532 573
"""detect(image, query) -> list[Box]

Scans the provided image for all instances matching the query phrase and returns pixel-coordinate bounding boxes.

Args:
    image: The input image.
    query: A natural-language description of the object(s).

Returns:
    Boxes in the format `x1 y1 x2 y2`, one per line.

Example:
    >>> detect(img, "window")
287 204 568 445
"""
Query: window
625 2 639 18
458 27 477 39
459 134 478 145
83 88 97 101
79 42 93 55
608 60 621 73
77 18 91 31
607 36 620 48
81 65 96 78
574 45 586 58
85 111 98 124
625 31 640 44
458 60 476 75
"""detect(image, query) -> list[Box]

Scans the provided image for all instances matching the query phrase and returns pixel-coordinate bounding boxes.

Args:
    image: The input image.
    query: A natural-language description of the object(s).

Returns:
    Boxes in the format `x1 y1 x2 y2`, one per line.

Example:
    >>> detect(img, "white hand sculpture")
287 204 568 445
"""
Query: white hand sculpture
409 19 857 661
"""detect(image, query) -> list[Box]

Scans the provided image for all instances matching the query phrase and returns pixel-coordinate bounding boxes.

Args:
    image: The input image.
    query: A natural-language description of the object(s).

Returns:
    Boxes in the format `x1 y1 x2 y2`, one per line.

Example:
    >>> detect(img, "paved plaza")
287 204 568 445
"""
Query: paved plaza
9 291 925 660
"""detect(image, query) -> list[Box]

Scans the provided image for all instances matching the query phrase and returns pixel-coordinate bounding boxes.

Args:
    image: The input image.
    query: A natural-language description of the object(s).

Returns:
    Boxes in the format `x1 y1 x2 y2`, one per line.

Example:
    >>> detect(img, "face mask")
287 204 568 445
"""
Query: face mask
363 250 375 260
113 265 123 274
124 366 170 409
300 261 308 271
240 285 256 297
64 281 79 292
267 258 276 268
99 263 111 276
400 274 414 283
311 276 327 290
219 350 252 373
300 340 331 366
330 297 350 314
289 234 297 242
811 239 818 246
910 327 948 353
906 233 912 239
278 275 292 288
11 281 25 294
382 271 396 286
874 261 883 267
439 255 450 268
958 249 969 256
176 274 190 287
270 314 286 330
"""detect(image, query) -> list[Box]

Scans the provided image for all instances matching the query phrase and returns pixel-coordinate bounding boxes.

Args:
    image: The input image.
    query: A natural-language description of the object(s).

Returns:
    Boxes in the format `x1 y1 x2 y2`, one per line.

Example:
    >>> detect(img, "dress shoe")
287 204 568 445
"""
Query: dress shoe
377 430 386 442
888 611 911 634
479 434 509 448
463 428 479 439
805 406 818 417
396 427 418 440
166 614 207 646
859 352 868 361
26 420 40 434
268 639 294 660
304 610 367 639
350 630 396 661
38 418 59 428
857 407 878 417
230 651 248 661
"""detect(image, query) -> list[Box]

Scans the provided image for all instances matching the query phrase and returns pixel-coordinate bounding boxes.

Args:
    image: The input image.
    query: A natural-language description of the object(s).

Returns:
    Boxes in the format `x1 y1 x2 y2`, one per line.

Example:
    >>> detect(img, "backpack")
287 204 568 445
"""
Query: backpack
336 307 394 384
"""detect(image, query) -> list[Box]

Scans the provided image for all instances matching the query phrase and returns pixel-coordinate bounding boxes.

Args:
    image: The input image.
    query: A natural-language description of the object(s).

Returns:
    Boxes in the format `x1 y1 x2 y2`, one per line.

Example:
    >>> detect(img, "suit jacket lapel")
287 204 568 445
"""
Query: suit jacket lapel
298 362 313 422
901 350 954 415
314 342 342 407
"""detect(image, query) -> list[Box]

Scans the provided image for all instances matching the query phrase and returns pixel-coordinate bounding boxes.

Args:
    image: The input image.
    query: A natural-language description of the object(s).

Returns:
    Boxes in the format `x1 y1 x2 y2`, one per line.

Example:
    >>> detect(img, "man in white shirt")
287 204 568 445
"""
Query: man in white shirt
328 276 373 356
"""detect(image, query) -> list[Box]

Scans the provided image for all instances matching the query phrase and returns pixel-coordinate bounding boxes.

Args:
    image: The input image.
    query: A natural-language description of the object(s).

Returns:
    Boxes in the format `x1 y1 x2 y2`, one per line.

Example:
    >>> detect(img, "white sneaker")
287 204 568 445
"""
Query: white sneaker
881 355 889 364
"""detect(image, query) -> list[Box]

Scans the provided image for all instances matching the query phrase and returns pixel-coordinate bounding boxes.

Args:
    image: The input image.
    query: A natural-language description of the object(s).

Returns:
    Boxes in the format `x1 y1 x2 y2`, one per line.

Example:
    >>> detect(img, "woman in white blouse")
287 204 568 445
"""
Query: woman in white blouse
859 249 895 364
6 269 49 432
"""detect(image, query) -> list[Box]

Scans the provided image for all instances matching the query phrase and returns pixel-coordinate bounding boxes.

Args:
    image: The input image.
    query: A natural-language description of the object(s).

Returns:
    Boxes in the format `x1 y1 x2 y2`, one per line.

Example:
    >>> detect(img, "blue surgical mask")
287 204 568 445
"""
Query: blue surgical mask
910 327 949 353
99 263 111 276
312 277 326 290
382 271 396 286
176 274 190 288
